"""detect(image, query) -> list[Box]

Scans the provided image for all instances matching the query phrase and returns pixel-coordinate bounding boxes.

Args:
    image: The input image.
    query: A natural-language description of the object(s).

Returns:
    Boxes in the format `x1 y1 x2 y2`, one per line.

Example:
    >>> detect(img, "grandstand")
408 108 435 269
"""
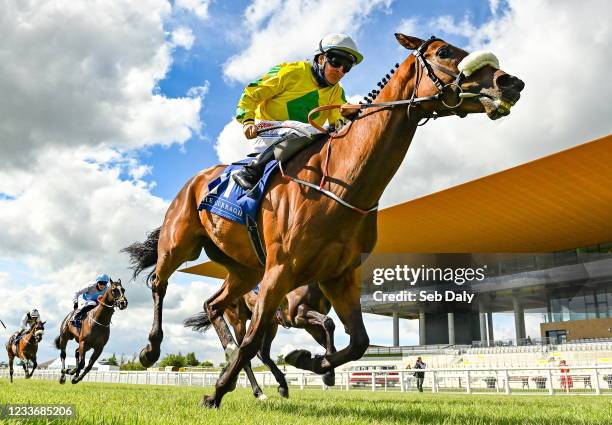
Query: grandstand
340 338 612 371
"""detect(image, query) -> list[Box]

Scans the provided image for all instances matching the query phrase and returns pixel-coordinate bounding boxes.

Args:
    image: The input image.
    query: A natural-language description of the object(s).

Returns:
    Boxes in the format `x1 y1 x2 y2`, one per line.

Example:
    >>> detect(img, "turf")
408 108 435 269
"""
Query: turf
0 379 610 424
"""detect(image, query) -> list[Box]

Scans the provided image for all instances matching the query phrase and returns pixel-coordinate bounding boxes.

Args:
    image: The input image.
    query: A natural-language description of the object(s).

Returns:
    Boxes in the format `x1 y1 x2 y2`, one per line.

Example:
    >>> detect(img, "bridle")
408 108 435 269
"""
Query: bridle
357 36 493 125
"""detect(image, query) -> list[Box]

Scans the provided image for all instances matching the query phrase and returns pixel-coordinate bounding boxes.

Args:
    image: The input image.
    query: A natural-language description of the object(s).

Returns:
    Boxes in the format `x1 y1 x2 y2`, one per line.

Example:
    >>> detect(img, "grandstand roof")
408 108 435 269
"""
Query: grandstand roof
181 134 612 280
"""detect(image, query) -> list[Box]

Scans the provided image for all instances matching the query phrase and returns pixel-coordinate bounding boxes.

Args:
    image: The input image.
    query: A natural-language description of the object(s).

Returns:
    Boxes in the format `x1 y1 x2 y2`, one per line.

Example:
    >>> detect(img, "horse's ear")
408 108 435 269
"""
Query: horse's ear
395 33 424 50
117 278 121 285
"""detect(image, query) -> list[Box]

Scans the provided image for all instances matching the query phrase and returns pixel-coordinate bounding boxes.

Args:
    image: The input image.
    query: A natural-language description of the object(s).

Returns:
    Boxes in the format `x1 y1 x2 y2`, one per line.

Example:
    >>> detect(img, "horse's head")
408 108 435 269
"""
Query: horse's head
395 34 524 120
108 278 128 310
33 320 45 342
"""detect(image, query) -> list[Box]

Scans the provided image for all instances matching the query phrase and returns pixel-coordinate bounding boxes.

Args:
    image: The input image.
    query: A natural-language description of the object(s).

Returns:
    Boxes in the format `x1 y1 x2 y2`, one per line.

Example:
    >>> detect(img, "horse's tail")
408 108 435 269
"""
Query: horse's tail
120 227 161 281
54 335 61 349
183 311 212 334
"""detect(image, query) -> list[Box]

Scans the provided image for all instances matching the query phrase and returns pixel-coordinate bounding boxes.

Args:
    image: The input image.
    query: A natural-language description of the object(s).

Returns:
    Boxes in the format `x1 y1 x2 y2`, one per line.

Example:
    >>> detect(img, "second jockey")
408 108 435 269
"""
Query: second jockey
72 274 110 329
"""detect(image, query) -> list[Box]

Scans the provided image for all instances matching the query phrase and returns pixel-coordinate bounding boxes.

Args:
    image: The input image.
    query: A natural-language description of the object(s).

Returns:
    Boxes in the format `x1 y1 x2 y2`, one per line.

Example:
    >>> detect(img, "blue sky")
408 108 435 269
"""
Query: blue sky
1 0 609 363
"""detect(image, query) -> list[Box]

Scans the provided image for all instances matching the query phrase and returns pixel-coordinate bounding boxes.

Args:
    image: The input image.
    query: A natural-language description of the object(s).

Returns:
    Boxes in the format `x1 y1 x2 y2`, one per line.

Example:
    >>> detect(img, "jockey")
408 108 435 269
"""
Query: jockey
13 309 41 340
72 273 110 328
232 33 363 192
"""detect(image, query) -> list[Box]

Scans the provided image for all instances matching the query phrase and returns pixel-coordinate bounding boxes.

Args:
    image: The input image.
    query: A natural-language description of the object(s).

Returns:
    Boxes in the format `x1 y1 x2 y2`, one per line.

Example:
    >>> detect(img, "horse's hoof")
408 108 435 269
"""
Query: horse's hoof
59 376 66 385
25 375 31 380
322 371 335 387
278 386 289 399
71 378 79 385
139 347 158 368
257 394 268 401
200 395 219 409
284 349 312 370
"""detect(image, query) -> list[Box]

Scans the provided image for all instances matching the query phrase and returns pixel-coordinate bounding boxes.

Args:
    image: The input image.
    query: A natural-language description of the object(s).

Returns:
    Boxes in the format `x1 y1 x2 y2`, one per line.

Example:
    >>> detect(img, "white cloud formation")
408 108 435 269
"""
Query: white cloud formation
170 26 195 49
175 0 211 20
224 0 392 83
382 0 612 207
0 0 202 170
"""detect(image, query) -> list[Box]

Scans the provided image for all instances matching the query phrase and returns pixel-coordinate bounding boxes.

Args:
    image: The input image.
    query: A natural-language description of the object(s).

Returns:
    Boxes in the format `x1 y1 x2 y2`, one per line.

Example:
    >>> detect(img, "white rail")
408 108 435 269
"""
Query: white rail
1 366 611 395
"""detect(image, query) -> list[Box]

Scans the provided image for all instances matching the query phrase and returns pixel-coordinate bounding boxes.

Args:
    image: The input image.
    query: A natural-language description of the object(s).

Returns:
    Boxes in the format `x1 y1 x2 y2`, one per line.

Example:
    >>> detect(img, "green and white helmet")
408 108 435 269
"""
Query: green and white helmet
316 33 363 64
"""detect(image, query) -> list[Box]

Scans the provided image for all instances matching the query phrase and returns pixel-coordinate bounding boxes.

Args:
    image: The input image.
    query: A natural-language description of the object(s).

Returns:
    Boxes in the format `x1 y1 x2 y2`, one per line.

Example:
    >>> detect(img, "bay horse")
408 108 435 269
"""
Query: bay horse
6 320 45 382
54 279 128 384
184 282 336 399
125 33 524 407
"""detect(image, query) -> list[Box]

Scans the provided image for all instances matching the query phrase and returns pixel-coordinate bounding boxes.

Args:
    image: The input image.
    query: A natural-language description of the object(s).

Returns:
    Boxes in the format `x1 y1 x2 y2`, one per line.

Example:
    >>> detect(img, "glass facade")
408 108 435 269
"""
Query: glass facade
550 287 612 322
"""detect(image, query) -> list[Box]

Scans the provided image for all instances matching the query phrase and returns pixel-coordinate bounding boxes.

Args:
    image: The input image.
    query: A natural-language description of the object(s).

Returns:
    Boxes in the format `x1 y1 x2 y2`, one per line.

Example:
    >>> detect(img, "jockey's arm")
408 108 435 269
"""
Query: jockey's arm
73 286 88 306
19 313 29 331
235 65 287 126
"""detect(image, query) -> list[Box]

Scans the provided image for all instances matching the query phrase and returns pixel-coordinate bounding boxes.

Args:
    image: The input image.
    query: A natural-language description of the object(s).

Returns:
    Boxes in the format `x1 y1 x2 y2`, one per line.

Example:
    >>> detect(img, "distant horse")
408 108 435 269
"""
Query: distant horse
54 279 128 384
184 282 336 399
125 33 524 407
6 320 45 382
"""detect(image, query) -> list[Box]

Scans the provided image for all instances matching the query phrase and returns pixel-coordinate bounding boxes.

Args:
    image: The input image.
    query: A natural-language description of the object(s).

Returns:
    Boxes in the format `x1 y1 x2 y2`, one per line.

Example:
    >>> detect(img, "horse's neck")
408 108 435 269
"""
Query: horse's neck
92 295 114 323
327 55 420 208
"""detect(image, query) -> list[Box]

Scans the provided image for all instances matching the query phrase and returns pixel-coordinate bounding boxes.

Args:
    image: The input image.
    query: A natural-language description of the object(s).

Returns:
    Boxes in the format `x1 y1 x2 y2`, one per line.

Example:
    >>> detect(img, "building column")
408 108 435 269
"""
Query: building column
392 312 399 347
447 312 455 345
479 300 487 345
513 295 526 342
487 312 494 342
419 308 426 345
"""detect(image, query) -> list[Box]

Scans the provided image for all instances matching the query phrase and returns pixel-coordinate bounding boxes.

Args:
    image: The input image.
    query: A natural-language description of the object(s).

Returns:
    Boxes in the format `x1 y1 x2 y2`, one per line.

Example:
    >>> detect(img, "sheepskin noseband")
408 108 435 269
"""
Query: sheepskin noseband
458 51 500 76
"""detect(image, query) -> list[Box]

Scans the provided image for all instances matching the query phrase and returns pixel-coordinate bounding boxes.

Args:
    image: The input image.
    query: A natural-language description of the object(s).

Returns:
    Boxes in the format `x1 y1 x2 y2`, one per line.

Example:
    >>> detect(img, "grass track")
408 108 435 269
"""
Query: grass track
0 379 610 424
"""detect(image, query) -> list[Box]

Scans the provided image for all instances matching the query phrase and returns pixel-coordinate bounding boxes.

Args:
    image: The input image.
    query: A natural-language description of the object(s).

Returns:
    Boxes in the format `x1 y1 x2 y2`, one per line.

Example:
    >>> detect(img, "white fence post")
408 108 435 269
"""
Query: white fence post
504 369 511 395
466 371 471 394
593 368 601 395
371 372 376 391
548 369 554 395
400 371 405 392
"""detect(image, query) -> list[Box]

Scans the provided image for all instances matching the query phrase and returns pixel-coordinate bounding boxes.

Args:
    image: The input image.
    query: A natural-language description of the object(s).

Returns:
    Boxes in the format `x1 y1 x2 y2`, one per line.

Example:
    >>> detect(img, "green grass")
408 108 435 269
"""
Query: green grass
0 379 610 425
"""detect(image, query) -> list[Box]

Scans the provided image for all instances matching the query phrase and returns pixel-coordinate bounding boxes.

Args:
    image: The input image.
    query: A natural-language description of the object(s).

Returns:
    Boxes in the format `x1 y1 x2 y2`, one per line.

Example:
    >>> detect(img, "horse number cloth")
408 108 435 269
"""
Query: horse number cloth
198 158 280 225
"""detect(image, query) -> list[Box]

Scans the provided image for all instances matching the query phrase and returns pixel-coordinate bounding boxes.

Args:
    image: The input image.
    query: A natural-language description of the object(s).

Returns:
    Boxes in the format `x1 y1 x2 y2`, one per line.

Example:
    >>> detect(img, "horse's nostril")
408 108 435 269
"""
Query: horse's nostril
496 74 524 92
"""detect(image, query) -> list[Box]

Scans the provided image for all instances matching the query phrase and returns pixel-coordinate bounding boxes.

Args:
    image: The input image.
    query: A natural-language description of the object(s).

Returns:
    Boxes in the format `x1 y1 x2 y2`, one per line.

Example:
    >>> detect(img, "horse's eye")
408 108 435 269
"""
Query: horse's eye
437 46 452 59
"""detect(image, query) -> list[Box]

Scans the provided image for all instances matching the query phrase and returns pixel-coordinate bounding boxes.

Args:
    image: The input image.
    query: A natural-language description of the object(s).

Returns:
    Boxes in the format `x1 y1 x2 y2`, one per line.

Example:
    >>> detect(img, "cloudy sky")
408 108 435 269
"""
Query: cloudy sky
0 0 610 364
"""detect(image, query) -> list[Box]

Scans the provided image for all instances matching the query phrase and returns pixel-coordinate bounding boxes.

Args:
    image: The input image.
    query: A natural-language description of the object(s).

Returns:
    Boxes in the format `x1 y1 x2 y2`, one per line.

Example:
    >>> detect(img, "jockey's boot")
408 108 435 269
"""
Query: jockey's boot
232 145 275 194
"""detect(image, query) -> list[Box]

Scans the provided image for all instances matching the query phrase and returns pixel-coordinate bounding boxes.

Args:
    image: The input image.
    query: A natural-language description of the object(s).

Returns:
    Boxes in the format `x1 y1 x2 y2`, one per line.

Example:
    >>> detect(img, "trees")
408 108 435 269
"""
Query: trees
106 353 118 366
159 353 187 369
185 352 199 367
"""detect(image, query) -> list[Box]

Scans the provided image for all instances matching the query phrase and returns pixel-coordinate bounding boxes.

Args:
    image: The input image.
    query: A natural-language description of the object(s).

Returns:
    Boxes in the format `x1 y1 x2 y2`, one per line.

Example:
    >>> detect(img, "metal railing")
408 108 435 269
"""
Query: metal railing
2 366 611 395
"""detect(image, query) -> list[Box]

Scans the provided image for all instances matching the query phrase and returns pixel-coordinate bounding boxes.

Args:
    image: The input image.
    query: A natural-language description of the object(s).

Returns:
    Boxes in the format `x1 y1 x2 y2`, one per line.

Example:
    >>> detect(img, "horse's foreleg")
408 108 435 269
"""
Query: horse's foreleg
8 353 14 383
71 342 87 384
21 357 29 377
225 303 266 400
287 271 368 374
73 348 102 384
27 357 37 379
139 277 167 367
298 308 337 386
202 268 293 408
59 340 68 384
296 306 337 356
257 323 289 398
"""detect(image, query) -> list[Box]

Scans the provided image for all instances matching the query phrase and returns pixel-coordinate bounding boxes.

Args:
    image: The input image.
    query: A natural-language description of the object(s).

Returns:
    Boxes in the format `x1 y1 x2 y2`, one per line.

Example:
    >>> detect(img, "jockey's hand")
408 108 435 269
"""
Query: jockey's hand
339 103 361 120
73 303 78 310
243 123 258 139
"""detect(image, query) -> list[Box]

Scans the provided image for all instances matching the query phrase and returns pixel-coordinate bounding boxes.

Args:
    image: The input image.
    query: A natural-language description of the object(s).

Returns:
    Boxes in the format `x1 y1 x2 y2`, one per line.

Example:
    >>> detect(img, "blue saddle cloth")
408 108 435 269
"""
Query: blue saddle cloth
197 158 279 225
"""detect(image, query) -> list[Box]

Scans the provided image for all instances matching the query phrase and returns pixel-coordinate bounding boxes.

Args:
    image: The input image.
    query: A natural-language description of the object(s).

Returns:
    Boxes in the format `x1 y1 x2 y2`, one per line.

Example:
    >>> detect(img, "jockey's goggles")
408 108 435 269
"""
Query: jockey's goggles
325 50 355 73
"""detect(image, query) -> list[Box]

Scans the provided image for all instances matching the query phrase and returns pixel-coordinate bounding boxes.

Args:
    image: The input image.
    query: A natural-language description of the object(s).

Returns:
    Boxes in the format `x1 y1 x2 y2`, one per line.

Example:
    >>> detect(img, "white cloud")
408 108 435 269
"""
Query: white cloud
381 0 612 207
223 0 392 83
170 26 195 49
0 0 203 170
215 119 253 163
175 0 211 20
